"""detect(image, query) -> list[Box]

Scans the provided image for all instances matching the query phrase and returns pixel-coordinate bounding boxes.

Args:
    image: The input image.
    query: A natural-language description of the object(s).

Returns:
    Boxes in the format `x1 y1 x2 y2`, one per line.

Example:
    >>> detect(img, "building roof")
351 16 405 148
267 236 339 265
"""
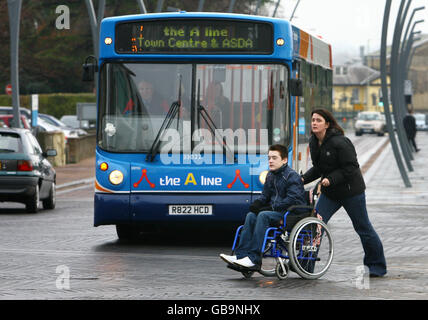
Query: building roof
365 33 428 58
333 63 380 86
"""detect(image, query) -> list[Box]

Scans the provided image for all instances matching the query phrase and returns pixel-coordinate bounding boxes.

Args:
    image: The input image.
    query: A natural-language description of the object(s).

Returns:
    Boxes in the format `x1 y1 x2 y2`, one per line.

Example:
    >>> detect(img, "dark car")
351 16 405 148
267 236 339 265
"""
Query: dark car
0 128 57 213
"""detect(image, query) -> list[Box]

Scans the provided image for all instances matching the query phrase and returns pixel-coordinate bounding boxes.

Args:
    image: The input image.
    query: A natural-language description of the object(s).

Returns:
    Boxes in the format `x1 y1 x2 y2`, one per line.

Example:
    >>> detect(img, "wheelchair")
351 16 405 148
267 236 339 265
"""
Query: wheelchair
228 186 334 280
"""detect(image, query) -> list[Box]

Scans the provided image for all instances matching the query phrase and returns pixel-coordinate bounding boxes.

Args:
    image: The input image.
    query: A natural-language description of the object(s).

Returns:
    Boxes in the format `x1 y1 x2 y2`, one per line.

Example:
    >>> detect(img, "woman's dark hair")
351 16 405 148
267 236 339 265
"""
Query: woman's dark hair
269 144 288 160
311 108 344 135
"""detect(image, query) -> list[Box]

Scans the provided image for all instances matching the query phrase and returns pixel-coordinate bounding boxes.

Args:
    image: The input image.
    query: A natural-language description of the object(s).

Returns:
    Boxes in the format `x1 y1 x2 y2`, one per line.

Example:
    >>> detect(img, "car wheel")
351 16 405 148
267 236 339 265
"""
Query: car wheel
26 184 39 213
355 131 362 136
43 182 56 210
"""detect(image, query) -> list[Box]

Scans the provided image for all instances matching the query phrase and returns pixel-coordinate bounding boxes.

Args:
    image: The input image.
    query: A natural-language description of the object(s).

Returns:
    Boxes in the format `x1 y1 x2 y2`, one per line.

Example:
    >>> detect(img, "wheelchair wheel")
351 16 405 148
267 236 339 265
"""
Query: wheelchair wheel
288 217 334 280
258 241 277 277
275 259 290 280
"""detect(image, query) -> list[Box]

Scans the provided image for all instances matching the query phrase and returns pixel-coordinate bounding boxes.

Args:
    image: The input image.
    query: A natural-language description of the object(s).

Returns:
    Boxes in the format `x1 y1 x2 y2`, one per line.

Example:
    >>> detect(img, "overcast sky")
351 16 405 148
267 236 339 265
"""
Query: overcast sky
274 0 428 64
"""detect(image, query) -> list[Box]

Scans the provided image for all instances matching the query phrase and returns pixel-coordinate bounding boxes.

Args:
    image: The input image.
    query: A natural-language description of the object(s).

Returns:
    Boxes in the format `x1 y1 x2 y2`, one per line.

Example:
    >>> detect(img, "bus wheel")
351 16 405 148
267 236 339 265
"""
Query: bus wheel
116 224 139 240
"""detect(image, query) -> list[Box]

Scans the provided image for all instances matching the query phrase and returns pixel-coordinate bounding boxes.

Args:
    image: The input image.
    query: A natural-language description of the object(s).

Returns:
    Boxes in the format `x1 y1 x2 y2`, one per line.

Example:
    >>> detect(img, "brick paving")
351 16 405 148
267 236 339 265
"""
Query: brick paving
0 134 427 300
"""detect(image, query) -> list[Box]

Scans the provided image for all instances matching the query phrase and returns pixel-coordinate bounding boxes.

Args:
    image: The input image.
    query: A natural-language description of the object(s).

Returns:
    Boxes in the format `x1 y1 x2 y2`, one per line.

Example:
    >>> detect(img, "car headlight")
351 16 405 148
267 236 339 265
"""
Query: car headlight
109 170 124 185
259 170 268 185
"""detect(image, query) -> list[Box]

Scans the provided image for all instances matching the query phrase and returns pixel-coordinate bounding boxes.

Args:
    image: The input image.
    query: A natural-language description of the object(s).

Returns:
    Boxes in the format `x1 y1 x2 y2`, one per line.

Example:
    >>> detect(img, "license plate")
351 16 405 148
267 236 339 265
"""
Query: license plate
168 205 213 215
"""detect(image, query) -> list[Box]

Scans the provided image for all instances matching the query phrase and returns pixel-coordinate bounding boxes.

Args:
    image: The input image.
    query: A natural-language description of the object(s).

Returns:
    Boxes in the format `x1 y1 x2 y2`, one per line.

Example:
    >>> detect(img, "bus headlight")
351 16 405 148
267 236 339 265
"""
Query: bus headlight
109 170 124 185
259 170 268 185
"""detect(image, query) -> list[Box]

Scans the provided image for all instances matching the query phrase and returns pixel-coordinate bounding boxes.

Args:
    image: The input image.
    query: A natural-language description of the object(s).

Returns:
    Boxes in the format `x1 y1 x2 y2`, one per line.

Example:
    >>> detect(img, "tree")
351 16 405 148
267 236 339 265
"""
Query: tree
0 0 274 94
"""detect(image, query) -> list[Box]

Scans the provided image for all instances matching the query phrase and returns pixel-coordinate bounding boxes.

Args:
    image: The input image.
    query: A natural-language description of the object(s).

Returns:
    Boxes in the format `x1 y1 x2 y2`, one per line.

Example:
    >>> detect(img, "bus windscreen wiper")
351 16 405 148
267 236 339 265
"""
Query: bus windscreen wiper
196 80 236 163
146 76 182 162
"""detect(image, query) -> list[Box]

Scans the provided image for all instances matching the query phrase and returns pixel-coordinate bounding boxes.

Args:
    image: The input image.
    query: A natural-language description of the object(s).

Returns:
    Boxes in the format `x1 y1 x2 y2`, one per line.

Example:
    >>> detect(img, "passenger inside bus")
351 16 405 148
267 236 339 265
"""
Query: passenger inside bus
204 81 230 128
137 80 169 115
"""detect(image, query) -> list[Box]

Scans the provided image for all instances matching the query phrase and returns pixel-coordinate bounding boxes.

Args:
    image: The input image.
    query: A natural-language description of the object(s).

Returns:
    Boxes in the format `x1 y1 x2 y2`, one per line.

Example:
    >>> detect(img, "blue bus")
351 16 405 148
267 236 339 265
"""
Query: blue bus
87 12 333 239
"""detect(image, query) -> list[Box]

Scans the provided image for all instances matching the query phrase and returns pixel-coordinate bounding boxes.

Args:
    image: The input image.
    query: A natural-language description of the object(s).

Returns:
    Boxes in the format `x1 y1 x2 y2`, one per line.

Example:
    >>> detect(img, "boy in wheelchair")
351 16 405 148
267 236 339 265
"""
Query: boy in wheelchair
220 144 306 270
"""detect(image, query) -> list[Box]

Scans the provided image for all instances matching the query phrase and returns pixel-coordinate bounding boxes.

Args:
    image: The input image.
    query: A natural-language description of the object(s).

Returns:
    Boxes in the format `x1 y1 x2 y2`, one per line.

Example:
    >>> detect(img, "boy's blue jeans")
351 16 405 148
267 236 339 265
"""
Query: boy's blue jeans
316 192 387 276
235 210 284 265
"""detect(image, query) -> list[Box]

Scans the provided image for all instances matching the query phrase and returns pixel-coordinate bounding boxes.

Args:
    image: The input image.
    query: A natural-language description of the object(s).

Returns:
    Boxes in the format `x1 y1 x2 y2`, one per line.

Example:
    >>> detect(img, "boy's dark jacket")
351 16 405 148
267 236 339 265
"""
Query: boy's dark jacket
302 128 366 200
253 164 306 213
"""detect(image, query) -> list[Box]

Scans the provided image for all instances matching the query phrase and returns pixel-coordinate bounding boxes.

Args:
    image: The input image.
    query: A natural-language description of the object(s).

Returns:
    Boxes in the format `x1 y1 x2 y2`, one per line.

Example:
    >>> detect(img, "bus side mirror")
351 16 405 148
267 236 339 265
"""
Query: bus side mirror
289 78 303 97
82 55 98 82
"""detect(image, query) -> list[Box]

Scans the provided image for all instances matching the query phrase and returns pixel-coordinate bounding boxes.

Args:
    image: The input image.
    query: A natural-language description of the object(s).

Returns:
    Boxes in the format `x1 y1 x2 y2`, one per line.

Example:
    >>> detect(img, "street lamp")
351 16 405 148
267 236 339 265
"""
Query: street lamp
390 0 414 172
397 18 424 158
380 0 412 187
401 6 425 52
290 0 301 22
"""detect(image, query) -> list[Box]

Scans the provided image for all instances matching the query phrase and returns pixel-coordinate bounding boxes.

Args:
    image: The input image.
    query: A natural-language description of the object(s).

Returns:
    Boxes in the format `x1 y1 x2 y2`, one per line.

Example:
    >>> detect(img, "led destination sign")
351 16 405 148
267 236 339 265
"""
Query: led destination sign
115 20 273 54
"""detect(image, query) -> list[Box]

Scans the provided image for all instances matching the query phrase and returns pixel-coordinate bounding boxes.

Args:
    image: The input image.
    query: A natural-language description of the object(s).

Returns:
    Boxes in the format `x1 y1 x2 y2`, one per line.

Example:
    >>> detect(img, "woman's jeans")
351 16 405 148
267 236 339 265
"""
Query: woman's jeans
316 192 387 276
235 210 284 265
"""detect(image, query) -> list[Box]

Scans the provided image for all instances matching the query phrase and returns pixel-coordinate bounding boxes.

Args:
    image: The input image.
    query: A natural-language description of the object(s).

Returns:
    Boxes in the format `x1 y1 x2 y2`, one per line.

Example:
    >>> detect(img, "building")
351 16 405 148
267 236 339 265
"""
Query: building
365 34 428 113
332 63 389 129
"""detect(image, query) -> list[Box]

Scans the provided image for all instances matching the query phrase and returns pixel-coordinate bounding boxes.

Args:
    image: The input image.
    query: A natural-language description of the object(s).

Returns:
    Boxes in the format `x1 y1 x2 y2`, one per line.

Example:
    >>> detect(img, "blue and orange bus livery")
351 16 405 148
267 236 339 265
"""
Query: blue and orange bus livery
85 12 333 239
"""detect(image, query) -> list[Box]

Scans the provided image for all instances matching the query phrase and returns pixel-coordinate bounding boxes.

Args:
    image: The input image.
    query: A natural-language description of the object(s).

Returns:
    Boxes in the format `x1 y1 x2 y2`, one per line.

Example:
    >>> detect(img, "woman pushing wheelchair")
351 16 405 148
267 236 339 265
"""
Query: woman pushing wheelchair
301 108 387 278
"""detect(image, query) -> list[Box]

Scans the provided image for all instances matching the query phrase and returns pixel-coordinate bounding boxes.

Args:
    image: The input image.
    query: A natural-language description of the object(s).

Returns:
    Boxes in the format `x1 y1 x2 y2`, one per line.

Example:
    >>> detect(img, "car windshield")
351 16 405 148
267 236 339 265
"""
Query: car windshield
37 117 62 131
98 63 290 154
358 113 380 121
41 115 68 128
0 132 23 153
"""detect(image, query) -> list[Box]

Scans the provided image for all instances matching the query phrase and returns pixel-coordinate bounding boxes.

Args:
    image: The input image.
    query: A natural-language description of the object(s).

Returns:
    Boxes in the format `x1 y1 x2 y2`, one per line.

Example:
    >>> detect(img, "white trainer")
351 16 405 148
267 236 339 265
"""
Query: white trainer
219 254 238 265
233 257 256 268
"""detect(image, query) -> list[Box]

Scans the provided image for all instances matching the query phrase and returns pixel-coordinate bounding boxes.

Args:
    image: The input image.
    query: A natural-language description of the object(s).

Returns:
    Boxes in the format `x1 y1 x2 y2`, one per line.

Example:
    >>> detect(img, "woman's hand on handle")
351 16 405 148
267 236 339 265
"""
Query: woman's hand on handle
321 178 330 187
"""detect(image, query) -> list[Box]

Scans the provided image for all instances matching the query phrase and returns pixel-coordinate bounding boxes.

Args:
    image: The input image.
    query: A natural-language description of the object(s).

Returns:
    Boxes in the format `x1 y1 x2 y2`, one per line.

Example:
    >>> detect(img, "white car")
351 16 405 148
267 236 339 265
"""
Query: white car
35 117 80 142
355 111 386 136
60 115 91 130
39 113 87 136
414 113 428 131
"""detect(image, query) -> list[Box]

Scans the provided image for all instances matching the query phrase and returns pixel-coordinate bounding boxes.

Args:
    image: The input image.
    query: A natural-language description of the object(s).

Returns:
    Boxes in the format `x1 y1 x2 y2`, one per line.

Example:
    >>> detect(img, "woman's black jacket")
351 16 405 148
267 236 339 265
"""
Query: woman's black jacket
302 129 366 200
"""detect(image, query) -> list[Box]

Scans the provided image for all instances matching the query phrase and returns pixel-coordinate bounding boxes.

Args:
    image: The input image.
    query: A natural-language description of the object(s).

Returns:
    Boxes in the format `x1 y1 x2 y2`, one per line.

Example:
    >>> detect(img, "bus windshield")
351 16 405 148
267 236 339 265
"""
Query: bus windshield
98 63 290 154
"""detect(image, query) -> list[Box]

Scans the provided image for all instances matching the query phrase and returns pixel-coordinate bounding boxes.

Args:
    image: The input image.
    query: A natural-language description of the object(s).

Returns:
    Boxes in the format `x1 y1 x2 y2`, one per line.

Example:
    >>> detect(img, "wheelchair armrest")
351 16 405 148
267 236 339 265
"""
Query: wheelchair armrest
282 205 314 230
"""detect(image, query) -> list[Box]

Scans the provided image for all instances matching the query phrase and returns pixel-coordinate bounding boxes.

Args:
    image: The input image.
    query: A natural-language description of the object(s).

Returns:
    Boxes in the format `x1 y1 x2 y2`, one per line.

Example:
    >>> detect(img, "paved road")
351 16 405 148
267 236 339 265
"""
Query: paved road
0 134 427 300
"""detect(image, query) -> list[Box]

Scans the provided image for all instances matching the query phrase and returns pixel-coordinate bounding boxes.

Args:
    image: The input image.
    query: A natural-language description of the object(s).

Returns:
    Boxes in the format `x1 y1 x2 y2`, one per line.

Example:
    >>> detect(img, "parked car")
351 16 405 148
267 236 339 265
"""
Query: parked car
414 113 428 131
60 115 91 130
0 115 31 129
35 117 81 142
355 111 386 136
0 127 57 213
39 113 87 136
0 106 31 124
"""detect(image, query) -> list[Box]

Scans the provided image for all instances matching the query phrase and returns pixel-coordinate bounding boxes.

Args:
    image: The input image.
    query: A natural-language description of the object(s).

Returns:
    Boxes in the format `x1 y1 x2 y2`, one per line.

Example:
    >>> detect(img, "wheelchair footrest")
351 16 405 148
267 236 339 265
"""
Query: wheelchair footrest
227 263 260 272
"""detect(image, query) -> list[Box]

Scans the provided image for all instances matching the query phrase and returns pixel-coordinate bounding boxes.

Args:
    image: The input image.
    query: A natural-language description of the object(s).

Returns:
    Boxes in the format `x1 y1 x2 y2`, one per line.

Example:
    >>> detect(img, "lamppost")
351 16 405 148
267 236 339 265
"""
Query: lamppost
390 0 413 172
228 0 237 13
404 28 423 80
396 7 425 158
272 0 282 17
137 0 147 13
290 0 301 22
7 0 22 128
399 19 424 125
380 0 411 187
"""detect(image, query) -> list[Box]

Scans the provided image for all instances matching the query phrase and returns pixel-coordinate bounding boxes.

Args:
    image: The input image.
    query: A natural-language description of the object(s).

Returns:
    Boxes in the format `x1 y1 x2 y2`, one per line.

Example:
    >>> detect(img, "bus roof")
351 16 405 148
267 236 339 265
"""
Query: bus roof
99 12 332 69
